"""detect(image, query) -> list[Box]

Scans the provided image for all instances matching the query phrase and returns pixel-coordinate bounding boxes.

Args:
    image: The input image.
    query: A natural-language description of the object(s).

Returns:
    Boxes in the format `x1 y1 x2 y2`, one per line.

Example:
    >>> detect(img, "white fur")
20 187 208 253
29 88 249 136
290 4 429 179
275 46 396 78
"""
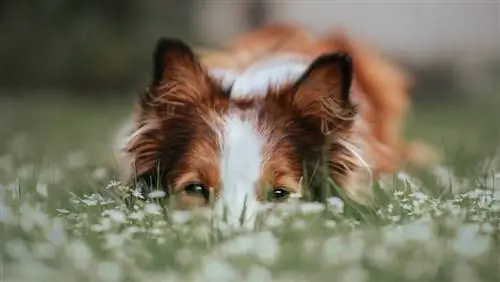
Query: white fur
112 118 140 181
208 54 309 98
215 111 264 229
209 68 238 90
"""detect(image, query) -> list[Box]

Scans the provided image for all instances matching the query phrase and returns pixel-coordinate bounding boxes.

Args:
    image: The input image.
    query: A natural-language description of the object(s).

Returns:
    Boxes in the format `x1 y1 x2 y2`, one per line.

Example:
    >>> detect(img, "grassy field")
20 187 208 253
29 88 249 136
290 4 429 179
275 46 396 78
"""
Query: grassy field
0 89 499 282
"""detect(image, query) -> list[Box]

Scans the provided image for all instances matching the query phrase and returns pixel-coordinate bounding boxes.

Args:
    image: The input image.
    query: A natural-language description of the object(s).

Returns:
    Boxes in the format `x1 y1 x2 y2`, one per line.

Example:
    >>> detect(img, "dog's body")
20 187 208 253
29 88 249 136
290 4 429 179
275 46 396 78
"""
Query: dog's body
115 23 438 227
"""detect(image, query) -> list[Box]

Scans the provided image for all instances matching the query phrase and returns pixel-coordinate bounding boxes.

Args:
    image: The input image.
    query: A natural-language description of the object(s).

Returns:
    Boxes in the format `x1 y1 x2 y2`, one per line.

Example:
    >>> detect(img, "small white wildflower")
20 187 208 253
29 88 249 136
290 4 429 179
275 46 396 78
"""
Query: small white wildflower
412 191 428 205
254 231 280 264
48 218 66 246
156 237 167 245
299 202 324 214
368 245 395 269
96 261 122 282
490 202 500 212
219 234 254 258
432 165 462 192
292 219 306 230
147 190 166 199
401 203 412 211
131 188 145 199
343 232 366 263
393 190 404 197
128 211 145 221
83 193 115 206
465 189 495 205
68 240 93 271
150 227 163 236
481 223 495 234
172 210 192 224
453 223 491 259
324 220 337 229
193 225 211 240
35 182 48 198
19 204 36 232
123 226 144 235
443 201 462 216
390 215 401 223
276 201 300 213
323 236 344 265
200 259 241 282
494 190 500 203
106 180 121 190
81 198 98 206
257 202 274 212
327 197 344 213
0 203 12 223
396 172 419 188
403 220 434 243
387 203 394 213
264 214 283 228
106 210 127 223
104 233 126 249
144 203 162 215
91 217 112 232
55 208 70 214
381 225 406 248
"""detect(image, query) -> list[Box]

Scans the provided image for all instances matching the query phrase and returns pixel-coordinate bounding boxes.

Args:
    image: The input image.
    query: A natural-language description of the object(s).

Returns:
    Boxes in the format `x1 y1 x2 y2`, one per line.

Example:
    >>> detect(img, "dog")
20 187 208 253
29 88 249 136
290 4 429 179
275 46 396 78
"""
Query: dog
114 23 439 227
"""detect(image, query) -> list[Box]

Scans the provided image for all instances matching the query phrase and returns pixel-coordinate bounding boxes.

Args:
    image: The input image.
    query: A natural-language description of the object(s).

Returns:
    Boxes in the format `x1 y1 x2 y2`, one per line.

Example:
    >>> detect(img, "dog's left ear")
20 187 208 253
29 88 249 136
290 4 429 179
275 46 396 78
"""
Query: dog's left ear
151 37 203 86
290 53 357 131
139 37 221 110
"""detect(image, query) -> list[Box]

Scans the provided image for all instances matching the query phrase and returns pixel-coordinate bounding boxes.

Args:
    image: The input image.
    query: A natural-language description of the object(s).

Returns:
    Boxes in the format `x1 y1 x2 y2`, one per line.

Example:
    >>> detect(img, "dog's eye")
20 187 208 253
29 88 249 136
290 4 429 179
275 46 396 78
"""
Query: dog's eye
184 183 209 199
267 187 291 201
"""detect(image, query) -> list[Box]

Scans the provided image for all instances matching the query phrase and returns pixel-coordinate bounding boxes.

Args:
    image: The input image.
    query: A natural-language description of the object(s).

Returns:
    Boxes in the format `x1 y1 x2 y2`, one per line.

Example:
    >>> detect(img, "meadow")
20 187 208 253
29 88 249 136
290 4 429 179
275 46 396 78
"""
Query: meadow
0 85 499 282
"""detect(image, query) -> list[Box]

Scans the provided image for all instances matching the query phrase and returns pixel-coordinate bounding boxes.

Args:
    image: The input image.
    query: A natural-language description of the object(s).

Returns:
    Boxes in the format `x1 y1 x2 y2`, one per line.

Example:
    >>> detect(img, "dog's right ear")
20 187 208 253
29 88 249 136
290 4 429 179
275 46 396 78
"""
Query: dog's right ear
140 37 222 110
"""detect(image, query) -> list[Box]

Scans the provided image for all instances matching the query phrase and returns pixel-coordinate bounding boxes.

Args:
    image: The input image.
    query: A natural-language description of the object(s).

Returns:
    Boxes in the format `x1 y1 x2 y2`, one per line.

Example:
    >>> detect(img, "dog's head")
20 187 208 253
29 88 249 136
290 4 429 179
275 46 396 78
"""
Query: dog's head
119 37 370 227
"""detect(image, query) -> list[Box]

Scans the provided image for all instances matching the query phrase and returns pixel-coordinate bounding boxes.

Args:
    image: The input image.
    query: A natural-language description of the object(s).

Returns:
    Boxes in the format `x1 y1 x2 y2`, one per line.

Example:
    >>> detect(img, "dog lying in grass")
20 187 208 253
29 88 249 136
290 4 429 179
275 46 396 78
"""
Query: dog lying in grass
114 23 439 227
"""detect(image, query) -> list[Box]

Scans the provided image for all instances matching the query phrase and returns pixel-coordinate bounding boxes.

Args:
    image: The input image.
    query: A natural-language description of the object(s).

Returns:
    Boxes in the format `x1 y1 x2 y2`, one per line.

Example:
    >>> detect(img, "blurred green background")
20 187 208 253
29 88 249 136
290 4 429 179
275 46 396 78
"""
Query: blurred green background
0 0 498 183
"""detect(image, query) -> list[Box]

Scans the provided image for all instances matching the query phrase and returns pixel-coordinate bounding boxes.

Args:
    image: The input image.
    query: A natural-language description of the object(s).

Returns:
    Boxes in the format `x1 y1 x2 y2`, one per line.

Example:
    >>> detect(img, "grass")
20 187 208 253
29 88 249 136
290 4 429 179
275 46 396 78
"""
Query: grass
0 89 499 282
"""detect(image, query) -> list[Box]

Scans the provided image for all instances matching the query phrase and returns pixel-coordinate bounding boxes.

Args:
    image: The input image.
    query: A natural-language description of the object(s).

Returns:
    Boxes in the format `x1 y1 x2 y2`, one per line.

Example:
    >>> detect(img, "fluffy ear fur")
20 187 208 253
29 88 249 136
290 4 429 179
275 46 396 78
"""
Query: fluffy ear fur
140 37 223 112
290 52 357 134
121 37 227 186
287 53 370 203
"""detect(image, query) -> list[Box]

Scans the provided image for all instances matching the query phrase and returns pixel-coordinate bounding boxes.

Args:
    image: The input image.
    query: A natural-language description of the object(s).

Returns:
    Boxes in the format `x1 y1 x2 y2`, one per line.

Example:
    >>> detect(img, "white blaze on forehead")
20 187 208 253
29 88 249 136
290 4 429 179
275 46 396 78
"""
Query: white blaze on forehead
209 68 238 90
208 55 309 229
215 111 264 229
230 55 309 98
207 54 309 99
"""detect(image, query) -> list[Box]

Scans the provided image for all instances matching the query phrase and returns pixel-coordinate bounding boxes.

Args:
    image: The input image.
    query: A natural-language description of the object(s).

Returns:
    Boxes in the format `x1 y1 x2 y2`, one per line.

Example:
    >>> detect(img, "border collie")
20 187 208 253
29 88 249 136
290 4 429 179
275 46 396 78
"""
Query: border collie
114 24 439 227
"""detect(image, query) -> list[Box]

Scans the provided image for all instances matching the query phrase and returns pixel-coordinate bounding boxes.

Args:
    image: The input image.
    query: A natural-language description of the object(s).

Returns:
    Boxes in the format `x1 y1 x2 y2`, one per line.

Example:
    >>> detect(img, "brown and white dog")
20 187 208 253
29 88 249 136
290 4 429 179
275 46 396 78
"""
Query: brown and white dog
114 23 438 227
